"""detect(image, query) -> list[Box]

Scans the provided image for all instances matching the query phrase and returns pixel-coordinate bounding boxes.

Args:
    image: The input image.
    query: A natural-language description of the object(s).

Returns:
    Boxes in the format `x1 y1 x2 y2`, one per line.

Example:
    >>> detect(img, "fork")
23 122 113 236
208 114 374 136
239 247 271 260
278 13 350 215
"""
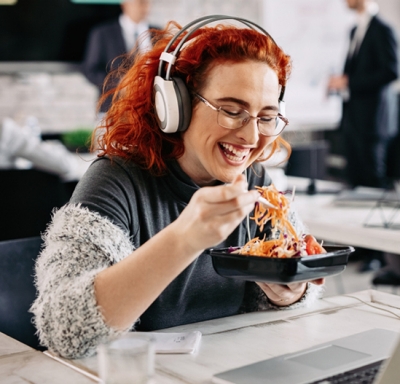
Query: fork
258 195 278 210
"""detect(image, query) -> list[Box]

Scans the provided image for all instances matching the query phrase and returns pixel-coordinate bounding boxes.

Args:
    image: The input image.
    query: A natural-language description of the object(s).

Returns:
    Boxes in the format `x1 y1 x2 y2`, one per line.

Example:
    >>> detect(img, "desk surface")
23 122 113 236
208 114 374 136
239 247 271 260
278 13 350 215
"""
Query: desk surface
292 193 400 254
0 333 94 383
269 175 400 254
16 290 395 384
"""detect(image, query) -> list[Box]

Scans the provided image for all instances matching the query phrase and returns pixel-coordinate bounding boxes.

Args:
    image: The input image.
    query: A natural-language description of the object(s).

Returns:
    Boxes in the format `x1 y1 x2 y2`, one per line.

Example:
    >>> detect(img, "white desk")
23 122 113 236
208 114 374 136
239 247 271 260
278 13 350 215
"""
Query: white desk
2 290 399 383
0 333 94 383
292 193 400 254
35 290 399 384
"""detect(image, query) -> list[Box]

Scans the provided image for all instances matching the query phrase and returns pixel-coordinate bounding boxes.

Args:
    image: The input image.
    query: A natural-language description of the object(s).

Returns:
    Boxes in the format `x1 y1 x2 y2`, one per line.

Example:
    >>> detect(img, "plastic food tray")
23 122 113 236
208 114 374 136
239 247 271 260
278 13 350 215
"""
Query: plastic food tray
209 245 355 284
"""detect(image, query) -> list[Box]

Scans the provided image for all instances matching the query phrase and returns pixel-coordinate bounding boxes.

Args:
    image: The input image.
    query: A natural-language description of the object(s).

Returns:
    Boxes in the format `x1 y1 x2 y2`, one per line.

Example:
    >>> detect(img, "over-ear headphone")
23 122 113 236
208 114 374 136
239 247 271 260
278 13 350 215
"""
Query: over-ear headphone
153 15 286 133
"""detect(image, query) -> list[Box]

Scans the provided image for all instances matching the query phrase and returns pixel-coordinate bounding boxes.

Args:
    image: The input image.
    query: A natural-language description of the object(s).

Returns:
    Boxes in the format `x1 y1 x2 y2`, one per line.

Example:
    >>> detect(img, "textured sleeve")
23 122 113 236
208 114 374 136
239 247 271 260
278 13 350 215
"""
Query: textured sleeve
30 204 136 359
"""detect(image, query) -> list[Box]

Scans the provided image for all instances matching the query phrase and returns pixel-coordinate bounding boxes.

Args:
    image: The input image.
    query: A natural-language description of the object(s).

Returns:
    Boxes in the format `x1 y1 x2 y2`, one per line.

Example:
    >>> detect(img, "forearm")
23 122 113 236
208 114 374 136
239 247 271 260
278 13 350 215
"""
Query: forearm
95 220 202 330
95 175 259 329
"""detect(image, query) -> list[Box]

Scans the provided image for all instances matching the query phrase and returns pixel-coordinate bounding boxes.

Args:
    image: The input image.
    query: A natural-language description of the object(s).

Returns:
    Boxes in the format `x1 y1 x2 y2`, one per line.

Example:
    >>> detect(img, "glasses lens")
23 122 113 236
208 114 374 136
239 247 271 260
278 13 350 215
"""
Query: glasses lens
218 106 249 129
258 114 287 136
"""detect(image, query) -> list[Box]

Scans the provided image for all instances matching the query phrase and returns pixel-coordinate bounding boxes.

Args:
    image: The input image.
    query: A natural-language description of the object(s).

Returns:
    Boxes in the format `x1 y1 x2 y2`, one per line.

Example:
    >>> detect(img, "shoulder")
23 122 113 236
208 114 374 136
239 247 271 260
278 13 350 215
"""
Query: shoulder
81 155 152 185
83 156 129 179
369 16 395 34
71 156 140 200
74 156 157 196
88 155 143 174
149 24 162 30
90 18 121 35
70 156 149 233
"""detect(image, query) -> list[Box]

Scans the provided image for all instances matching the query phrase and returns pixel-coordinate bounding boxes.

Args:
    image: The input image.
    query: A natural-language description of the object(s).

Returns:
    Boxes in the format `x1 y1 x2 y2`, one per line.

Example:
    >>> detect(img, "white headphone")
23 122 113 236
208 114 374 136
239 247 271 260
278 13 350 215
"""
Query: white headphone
153 15 286 133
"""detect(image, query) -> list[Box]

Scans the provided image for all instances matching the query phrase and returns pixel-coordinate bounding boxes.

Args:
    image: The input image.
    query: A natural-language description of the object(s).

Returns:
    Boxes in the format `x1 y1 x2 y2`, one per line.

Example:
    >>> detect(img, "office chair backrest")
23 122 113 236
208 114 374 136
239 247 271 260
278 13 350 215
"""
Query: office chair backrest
0 168 70 241
0 236 44 350
285 140 329 180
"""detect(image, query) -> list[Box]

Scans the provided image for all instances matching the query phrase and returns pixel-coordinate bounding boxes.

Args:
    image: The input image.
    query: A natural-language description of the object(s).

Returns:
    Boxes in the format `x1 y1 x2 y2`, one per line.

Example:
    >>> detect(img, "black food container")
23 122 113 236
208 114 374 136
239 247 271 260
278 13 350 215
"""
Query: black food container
209 245 355 284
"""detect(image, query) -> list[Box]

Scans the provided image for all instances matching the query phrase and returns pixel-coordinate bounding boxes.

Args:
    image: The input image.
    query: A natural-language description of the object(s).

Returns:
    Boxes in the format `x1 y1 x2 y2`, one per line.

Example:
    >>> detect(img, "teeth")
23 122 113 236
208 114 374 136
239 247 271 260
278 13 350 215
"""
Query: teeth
220 143 249 161
225 153 242 161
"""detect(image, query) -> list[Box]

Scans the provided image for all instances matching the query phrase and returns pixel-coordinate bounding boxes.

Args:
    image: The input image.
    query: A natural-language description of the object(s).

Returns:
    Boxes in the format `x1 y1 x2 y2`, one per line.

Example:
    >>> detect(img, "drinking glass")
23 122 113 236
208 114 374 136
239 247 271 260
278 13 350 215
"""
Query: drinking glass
97 335 155 384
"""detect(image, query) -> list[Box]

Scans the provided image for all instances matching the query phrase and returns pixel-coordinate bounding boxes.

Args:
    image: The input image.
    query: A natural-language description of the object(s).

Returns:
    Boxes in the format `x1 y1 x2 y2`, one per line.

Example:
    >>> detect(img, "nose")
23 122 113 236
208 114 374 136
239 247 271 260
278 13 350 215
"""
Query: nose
237 116 259 143
241 115 259 127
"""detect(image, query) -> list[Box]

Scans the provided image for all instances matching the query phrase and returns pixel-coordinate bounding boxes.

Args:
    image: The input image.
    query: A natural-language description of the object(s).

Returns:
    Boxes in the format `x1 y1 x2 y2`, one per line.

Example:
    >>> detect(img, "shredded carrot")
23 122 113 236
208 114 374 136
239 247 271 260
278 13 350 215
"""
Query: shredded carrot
237 184 306 258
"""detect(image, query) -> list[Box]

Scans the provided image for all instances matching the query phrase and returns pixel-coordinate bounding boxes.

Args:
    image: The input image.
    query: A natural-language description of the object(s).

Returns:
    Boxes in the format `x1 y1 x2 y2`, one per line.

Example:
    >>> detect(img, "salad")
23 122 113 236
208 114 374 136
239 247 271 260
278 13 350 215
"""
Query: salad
236 184 326 258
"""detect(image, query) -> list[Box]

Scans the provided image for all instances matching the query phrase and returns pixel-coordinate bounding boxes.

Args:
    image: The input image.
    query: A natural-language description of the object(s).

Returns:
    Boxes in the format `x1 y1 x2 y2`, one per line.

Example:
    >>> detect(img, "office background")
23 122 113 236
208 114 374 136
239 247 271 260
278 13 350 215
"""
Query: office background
0 0 399 135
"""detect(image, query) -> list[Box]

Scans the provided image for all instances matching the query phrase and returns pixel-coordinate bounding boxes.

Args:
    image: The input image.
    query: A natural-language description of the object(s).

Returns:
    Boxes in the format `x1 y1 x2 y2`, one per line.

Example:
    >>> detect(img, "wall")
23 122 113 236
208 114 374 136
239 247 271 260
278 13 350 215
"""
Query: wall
0 63 97 133
0 0 399 134
263 0 400 132
0 0 263 133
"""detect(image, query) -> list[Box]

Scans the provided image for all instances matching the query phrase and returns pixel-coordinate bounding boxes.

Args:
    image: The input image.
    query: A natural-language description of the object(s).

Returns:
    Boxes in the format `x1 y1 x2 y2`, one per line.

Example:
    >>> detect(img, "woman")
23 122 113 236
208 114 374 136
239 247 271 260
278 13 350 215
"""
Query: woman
31 17 324 359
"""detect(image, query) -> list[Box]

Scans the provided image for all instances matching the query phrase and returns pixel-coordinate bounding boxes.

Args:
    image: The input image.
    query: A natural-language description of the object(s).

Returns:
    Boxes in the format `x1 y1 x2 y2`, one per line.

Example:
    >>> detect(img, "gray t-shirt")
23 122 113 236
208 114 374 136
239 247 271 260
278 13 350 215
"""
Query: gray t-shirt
70 157 272 331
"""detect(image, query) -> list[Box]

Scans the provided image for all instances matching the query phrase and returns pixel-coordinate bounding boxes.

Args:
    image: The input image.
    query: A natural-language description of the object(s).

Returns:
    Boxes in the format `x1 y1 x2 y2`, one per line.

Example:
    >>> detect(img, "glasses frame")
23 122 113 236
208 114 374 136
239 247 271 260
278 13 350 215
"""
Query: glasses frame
195 93 289 137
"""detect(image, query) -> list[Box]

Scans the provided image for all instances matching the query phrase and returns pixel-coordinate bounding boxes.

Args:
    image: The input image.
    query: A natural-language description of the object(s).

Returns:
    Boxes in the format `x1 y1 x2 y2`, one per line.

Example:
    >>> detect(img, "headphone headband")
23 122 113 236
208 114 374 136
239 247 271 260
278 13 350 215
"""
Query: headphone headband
158 15 277 79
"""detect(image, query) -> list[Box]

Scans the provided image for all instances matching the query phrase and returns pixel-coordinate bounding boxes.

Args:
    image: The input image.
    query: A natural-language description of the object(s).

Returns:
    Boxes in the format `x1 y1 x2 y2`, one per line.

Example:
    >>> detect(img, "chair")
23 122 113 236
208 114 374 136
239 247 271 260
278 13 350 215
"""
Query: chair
0 236 45 350
0 169 71 241
285 140 330 195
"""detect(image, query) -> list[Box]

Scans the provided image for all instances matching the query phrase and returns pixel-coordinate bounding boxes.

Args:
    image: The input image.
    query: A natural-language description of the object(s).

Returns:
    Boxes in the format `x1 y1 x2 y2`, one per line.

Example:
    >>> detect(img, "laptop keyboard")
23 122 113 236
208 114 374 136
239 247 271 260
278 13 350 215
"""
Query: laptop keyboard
310 360 385 383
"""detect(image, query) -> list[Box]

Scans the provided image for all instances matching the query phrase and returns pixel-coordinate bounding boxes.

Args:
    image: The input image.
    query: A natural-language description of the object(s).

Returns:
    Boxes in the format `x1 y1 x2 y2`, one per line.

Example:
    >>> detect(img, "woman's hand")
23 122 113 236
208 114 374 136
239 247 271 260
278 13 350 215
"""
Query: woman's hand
257 278 325 307
174 173 259 254
260 235 325 305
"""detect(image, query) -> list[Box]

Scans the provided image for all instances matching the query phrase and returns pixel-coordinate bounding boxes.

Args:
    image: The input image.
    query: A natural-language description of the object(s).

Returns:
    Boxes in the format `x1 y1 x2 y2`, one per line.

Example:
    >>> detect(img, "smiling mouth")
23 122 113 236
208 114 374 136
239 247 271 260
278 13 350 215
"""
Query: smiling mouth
219 143 250 162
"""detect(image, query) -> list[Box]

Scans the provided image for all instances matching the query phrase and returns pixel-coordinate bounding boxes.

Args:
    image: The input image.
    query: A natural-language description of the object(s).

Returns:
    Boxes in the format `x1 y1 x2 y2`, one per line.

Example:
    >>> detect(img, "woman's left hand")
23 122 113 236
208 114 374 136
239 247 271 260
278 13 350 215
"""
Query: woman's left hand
257 278 325 307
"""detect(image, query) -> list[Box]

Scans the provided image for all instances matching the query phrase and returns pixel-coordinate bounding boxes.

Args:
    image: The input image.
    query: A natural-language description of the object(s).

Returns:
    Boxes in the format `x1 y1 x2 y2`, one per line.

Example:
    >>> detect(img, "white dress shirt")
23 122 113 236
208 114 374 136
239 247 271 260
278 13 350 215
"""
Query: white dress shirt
342 1 379 101
119 13 152 53
348 1 379 58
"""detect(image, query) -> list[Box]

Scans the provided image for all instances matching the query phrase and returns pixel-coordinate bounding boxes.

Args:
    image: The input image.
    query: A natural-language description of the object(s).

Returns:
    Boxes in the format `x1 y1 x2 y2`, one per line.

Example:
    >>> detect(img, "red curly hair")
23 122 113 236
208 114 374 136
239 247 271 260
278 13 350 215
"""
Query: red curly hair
93 21 292 175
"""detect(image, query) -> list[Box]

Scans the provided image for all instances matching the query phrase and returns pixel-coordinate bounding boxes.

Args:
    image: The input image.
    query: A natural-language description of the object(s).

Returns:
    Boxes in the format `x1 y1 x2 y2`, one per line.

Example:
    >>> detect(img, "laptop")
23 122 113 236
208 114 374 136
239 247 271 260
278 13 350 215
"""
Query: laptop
212 328 399 384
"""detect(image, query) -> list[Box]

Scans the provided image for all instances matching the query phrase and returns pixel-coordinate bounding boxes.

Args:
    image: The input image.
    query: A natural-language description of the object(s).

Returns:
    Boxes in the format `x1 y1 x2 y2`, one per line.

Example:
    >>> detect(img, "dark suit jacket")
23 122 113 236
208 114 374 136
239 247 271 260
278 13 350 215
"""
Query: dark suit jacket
82 19 159 112
343 15 398 139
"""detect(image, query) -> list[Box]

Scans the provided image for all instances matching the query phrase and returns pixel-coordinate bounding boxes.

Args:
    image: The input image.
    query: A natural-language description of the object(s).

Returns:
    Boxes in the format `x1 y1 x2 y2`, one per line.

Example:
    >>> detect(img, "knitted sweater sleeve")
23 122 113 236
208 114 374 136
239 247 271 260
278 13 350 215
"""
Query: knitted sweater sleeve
30 204 136 359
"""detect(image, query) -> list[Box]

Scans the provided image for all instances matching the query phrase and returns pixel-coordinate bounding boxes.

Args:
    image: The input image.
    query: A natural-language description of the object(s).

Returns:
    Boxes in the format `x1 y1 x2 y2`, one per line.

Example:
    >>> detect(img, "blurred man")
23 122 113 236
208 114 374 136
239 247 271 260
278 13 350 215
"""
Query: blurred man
328 0 398 273
327 0 398 189
82 0 160 113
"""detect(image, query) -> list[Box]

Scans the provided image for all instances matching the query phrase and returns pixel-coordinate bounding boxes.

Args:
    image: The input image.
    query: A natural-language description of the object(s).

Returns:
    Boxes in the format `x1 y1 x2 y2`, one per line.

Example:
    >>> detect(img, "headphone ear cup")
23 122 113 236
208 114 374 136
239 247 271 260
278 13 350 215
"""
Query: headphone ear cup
153 76 192 133
172 77 192 132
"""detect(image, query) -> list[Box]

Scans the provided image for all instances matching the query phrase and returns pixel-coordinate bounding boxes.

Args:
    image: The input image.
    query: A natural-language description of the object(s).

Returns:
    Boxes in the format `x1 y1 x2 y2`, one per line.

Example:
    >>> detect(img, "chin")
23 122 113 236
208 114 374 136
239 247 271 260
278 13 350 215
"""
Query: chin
218 170 245 184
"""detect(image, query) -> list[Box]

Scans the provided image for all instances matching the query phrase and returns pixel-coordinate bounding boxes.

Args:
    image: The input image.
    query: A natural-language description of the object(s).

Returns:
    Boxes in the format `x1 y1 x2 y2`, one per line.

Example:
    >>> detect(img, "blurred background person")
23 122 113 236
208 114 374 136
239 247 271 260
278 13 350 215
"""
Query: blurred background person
328 0 399 274
0 117 90 182
327 0 398 190
82 0 160 115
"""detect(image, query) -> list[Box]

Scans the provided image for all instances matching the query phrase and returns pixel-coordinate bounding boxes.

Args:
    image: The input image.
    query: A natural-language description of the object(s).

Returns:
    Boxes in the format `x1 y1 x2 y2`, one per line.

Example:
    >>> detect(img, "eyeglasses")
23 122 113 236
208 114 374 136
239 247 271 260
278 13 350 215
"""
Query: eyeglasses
195 93 289 137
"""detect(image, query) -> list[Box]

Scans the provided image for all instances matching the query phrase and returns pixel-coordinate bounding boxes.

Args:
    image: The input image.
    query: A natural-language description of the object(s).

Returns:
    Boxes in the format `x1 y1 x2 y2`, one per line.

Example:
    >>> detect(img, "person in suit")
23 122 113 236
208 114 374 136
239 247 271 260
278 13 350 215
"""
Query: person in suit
328 0 398 273
82 0 160 113
327 0 398 189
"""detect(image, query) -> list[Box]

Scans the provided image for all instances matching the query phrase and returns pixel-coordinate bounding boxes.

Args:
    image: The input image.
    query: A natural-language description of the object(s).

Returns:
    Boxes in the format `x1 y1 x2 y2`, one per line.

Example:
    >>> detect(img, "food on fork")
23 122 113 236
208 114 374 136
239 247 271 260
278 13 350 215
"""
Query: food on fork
236 184 326 258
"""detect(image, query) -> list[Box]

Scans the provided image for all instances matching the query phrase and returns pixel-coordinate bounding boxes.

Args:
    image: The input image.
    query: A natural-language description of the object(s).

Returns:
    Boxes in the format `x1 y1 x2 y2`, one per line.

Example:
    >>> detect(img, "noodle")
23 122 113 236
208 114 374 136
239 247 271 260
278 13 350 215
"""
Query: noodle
237 184 307 258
